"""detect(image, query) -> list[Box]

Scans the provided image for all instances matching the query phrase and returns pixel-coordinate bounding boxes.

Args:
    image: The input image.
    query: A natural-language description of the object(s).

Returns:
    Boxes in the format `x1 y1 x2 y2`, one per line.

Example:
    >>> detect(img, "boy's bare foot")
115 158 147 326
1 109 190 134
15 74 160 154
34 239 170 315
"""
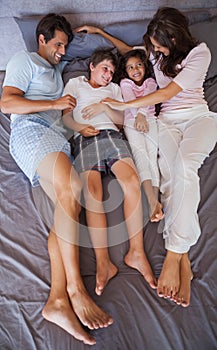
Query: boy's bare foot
42 295 96 345
95 259 118 296
68 284 114 330
124 249 157 289
173 253 193 307
150 201 164 222
157 251 182 299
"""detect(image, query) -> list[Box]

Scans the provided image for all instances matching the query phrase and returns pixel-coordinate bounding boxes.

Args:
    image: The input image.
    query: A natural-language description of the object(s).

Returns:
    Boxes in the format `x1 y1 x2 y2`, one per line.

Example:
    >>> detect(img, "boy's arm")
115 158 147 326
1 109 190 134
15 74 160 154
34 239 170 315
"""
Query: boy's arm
62 109 99 137
81 103 124 129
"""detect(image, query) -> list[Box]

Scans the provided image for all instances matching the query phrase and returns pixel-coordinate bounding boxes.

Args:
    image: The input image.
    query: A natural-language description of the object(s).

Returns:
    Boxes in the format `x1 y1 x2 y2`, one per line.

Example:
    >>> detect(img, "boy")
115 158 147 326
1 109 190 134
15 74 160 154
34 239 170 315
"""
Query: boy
62 48 157 295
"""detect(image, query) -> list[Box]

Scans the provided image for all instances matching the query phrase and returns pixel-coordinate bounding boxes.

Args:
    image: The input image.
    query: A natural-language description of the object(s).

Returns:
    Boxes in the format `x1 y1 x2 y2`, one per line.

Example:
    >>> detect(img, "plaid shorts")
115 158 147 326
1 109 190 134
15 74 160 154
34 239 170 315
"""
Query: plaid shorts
73 129 132 173
10 116 73 187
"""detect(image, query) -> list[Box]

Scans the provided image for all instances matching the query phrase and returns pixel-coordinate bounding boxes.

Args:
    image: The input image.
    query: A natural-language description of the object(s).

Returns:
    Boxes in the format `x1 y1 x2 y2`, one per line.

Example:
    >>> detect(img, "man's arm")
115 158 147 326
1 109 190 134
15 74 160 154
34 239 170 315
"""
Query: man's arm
1 86 76 114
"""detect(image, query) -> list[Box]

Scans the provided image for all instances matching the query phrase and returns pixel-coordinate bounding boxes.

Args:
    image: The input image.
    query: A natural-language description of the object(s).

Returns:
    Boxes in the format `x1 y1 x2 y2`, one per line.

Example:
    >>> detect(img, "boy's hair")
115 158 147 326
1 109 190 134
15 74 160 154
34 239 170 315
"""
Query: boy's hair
36 13 73 45
89 48 118 73
118 49 154 83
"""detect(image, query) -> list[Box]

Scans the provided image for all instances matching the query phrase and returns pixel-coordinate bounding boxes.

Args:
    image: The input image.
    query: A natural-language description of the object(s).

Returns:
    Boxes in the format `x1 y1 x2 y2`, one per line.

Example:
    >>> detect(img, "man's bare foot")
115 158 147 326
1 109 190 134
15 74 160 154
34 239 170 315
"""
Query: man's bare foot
150 201 164 222
95 259 118 296
173 253 193 307
124 249 157 289
42 295 96 345
157 251 182 299
68 284 114 330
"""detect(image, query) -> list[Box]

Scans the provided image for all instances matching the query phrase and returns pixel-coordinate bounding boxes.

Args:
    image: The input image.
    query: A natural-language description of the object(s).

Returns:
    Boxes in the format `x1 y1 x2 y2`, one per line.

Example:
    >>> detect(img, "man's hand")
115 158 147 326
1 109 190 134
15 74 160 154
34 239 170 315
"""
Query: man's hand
54 94 76 111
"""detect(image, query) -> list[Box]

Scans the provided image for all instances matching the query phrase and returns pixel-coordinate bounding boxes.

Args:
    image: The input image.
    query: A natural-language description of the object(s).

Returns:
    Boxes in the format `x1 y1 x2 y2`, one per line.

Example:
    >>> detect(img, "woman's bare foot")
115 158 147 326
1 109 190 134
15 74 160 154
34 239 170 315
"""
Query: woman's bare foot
150 201 164 222
42 294 96 345
157 251 182 299
173 253 193 307
68 283 114 330
124 249 157 289
95 259 118 296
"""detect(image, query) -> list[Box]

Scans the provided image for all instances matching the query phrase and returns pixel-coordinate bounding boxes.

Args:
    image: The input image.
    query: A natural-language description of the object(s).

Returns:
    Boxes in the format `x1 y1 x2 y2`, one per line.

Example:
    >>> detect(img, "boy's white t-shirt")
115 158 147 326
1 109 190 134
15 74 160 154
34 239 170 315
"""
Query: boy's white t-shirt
63 76 123 137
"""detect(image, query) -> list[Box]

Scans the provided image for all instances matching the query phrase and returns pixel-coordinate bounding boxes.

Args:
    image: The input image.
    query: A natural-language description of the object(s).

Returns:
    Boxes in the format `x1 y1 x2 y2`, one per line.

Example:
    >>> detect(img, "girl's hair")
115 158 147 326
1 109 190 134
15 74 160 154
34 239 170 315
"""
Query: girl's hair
117 49 154 83
36 13 73 44
143 7 198 77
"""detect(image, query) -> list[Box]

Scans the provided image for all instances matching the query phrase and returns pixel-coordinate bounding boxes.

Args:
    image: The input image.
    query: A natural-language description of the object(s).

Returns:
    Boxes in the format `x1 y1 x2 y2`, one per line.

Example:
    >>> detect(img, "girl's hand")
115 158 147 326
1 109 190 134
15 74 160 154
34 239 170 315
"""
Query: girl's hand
82 103 104 119
80 125 100 137
134 113 149 132
101 98 127 111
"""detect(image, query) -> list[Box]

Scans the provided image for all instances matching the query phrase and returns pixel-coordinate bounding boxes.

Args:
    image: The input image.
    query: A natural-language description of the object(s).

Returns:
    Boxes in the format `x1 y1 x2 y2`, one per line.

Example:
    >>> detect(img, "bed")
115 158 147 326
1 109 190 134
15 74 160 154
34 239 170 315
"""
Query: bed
1 1 217 349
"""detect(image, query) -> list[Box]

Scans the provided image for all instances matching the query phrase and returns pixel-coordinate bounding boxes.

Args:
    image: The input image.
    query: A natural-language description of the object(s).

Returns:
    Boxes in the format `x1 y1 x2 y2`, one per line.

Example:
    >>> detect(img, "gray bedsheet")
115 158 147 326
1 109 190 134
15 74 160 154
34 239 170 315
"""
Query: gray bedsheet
0 111 217 350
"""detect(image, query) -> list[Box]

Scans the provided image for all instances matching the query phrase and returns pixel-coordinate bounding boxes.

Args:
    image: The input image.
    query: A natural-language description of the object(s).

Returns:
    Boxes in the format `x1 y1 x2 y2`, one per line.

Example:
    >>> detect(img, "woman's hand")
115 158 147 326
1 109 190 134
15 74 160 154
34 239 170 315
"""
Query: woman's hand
134 113 149 132
101 98 127 111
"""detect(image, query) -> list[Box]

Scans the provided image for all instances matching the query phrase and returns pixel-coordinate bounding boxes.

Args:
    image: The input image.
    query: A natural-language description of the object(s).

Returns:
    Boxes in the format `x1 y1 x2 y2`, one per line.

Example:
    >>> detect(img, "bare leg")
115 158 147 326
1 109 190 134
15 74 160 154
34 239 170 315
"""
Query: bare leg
37 152 113 334
81 171 118 296
112 158 157 289
173 253 193 307
42 230 96 345
142 180 164 222
157 250 182 299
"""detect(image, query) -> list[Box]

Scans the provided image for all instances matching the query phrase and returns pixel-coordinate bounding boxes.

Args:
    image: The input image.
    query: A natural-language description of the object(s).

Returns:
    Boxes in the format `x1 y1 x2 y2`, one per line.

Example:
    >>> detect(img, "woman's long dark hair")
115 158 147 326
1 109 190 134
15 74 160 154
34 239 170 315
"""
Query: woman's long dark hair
143 7 198 77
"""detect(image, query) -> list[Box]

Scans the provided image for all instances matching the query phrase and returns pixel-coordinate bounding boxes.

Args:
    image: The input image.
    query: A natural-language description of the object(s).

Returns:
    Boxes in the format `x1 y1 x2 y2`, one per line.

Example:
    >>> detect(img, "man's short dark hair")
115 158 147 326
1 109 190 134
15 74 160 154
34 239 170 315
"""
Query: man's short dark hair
36 13 73 44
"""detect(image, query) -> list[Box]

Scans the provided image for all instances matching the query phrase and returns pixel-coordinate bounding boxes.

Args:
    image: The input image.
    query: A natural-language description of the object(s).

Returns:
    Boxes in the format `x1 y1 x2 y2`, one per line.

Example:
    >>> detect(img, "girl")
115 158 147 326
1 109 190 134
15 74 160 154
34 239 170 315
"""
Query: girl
119 49 164 222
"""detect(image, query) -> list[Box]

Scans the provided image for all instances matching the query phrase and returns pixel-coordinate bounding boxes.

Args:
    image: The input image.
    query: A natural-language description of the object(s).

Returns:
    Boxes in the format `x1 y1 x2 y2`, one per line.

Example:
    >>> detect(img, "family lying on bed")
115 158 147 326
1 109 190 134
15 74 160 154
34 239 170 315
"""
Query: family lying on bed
1 7 217 346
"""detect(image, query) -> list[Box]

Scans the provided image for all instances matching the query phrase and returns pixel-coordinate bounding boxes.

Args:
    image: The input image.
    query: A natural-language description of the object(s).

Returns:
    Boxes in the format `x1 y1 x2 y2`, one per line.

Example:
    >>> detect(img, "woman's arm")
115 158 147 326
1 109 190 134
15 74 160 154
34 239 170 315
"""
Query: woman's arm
103 81 182 111
74 25 133 55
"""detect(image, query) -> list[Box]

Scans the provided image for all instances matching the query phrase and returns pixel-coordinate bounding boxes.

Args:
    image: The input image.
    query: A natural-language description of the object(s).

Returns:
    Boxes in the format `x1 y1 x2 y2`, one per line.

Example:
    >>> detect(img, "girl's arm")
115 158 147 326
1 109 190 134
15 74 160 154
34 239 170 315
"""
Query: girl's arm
103 81 182 111
74 25 133 55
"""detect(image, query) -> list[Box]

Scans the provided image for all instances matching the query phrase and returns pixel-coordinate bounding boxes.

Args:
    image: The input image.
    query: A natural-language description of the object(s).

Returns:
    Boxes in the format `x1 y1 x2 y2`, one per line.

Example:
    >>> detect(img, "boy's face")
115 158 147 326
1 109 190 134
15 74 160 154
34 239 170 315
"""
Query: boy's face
89 59 115 88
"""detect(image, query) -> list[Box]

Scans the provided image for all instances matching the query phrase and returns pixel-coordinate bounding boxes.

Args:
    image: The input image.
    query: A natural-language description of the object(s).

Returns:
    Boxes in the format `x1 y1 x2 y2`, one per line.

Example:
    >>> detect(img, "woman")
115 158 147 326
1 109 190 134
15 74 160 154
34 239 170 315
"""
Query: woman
76 7 217 307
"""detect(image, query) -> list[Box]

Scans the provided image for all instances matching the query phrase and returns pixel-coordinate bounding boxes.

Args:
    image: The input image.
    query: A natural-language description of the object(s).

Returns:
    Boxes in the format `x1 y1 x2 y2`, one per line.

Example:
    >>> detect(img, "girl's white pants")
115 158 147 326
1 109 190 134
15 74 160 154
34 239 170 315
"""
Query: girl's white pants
124 117 159 187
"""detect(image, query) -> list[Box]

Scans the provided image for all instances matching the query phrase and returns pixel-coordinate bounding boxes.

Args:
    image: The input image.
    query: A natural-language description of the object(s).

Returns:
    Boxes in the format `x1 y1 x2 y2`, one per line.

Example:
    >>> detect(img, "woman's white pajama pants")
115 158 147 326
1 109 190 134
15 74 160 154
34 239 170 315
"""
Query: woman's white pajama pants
157 105 217 253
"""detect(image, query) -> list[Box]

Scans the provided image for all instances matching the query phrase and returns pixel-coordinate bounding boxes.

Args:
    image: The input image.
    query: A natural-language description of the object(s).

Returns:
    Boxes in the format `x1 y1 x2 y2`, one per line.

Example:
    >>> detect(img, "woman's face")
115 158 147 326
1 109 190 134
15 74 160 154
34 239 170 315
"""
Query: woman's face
150 37 170 56
125 56 145 86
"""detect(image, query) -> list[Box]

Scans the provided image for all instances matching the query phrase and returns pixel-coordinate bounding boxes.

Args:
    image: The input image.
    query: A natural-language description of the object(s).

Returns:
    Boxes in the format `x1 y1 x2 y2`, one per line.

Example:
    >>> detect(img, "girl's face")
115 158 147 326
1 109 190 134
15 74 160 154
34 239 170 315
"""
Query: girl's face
125 56 145 86
150 37 170 56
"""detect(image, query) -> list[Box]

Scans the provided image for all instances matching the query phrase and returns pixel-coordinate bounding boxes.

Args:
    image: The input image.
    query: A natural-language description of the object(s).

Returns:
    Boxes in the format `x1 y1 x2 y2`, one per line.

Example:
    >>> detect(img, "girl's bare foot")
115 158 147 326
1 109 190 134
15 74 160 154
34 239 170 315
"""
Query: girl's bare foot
157 251 182 299
68 284 114 330
42 295 96 345
124 249 157 289
150 201 164 222
95 259 118 296
173 253 193 307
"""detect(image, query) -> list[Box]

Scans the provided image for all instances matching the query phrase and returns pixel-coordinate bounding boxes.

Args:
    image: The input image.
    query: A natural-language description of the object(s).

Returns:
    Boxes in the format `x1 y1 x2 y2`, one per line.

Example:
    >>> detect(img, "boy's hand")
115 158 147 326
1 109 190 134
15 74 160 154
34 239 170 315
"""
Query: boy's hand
80 125 100 137
82 103 104 119
134 113 149 132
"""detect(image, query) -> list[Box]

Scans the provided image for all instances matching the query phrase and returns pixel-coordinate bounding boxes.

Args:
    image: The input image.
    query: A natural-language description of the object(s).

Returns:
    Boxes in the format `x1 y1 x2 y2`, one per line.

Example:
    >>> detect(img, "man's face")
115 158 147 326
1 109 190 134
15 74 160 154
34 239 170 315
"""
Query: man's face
38 29 68 65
